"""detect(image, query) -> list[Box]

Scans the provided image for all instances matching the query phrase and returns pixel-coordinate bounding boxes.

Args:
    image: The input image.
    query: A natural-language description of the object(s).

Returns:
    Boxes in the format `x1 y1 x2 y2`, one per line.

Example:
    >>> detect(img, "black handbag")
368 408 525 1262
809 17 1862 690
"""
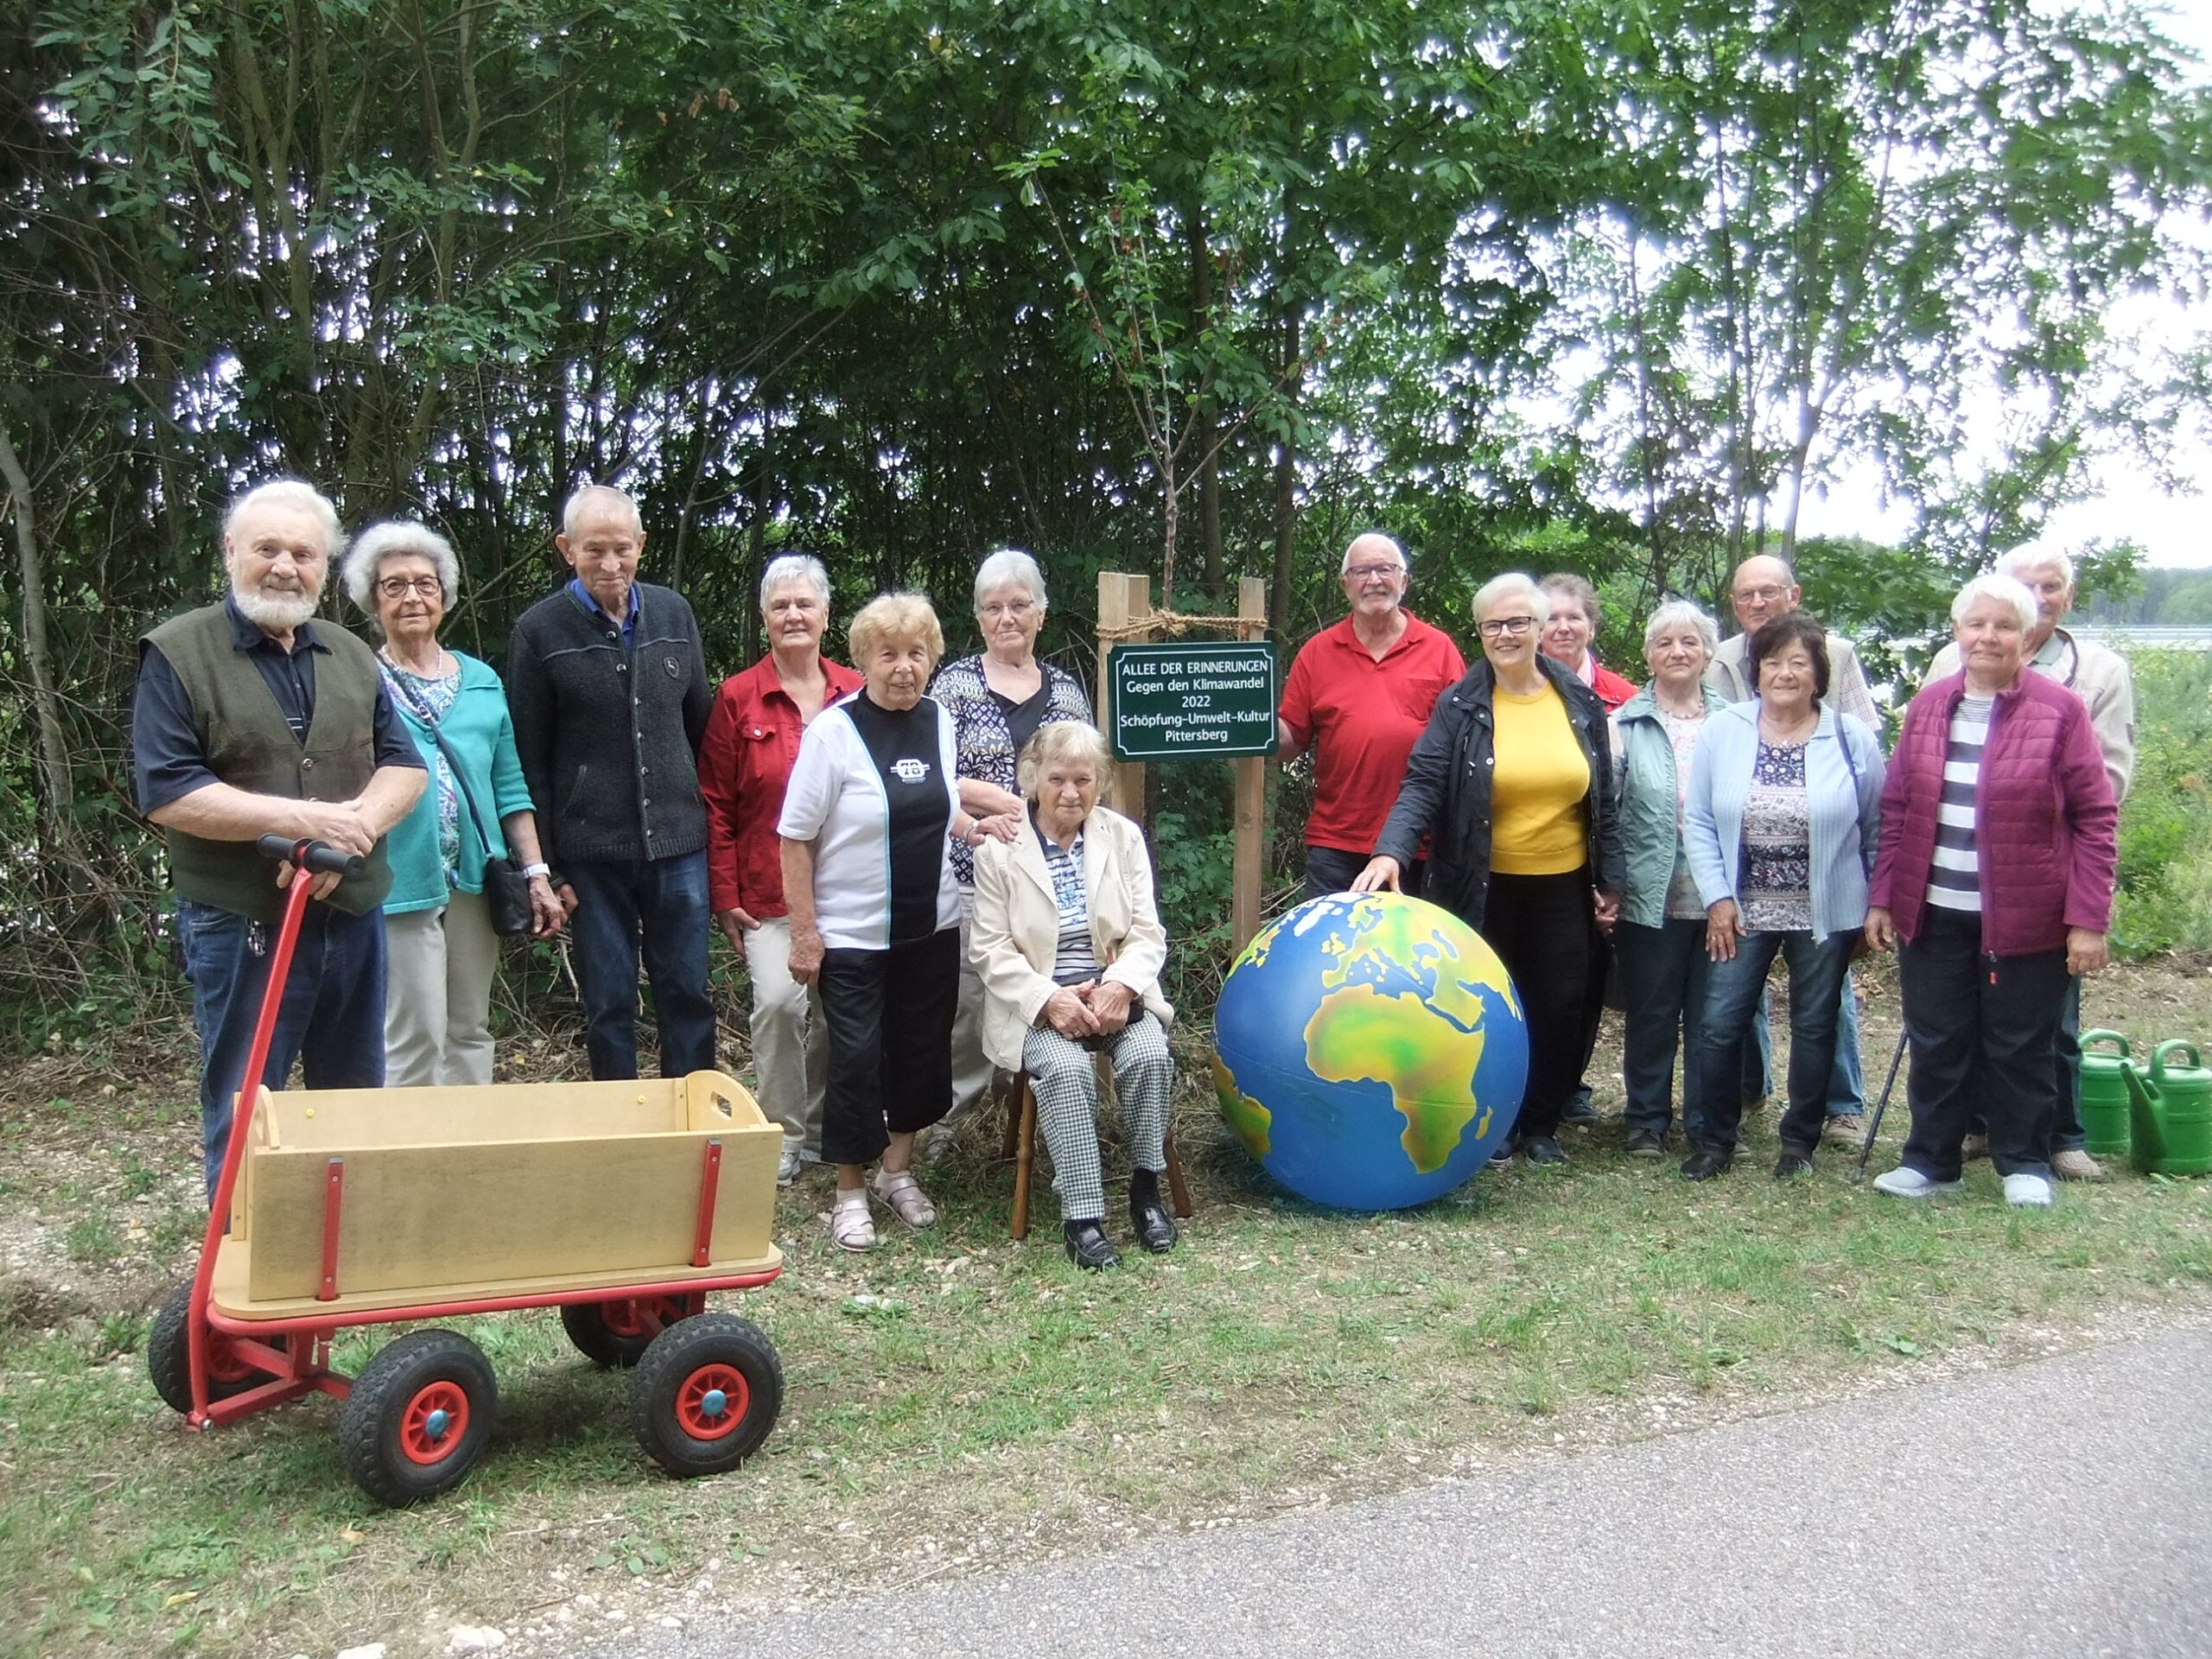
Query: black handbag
384 664 537 937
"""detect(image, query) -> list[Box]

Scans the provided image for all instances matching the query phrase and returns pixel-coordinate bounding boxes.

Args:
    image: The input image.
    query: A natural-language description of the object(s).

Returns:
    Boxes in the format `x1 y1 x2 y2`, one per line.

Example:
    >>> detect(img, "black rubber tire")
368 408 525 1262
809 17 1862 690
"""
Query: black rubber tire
561 1294 696 1369
337 1329 496 1506
628 1313 783 1478
147 1282 264 1414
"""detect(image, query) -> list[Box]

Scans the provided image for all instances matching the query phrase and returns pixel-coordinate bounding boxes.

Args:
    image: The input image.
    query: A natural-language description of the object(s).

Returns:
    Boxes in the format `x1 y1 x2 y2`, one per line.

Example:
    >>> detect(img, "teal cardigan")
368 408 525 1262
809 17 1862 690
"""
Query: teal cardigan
382 652 536 915
1610 683 1732 929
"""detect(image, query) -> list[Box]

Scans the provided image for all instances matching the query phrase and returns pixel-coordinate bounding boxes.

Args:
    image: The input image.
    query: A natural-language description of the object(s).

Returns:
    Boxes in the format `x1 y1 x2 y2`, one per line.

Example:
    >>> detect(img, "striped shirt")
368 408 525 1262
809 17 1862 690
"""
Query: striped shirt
1926 694 1993 913
1039 827 1102 986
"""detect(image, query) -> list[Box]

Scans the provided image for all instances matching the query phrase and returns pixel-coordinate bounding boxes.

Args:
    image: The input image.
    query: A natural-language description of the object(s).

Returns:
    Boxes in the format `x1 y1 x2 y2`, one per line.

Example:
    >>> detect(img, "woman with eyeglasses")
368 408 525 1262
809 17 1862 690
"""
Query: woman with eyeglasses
1356 572 1624 1166
342 522 567 1086
928 550 1095 1142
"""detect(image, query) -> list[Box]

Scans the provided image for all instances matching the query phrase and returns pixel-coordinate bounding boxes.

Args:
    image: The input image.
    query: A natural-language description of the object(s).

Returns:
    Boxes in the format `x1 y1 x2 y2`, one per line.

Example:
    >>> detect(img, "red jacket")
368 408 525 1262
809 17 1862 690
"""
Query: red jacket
1588 655 1637 711
699 654 863 918
1868 669 2117 957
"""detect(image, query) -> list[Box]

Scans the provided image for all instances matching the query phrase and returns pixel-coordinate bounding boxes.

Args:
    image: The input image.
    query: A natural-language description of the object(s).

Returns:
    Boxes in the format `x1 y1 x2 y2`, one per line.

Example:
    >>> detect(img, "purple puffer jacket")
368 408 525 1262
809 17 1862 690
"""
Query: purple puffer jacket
1868 669 2117 957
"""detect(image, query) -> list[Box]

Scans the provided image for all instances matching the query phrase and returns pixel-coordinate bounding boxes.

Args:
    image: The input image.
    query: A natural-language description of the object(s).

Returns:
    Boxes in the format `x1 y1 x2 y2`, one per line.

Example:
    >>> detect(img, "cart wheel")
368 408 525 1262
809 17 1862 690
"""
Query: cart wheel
562 1294 701 1369
337 1330 496 1506
148 1282 268 1414
629 1313 782 1478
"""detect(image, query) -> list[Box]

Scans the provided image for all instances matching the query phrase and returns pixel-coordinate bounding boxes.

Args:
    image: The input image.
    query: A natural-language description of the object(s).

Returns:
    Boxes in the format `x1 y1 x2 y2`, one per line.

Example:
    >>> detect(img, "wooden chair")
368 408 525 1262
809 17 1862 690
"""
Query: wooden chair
999 1068 1192 1241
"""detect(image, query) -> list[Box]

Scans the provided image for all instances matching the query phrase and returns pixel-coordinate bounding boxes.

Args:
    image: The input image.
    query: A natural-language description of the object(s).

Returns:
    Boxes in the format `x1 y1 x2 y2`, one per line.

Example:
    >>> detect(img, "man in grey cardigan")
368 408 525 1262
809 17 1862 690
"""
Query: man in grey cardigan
507 485 715 1080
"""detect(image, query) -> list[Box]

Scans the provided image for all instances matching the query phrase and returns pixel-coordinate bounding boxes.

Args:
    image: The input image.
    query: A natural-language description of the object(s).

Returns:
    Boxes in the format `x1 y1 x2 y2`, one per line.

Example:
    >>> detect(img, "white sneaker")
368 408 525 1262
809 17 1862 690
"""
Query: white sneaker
777 1145 802 1186
2003 1173 2056 1208
1872 1166 1962 1199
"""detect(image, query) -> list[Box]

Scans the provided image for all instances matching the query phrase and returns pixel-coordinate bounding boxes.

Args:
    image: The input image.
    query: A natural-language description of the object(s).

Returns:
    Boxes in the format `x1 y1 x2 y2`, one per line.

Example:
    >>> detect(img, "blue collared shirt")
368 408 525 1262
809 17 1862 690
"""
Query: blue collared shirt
132 596 423 815
567 575 637 645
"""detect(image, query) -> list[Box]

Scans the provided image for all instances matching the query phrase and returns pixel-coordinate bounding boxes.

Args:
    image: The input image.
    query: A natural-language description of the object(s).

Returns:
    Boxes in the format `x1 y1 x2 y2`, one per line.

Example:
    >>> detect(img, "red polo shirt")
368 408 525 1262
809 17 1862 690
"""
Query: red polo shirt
1280 612 1465 854
700 653 864 918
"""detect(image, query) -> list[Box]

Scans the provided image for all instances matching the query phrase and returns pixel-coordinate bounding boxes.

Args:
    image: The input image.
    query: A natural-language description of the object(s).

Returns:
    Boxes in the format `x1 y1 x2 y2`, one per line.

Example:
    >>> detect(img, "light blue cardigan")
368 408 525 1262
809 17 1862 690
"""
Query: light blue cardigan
382 652 536 916
1683 700 1886 939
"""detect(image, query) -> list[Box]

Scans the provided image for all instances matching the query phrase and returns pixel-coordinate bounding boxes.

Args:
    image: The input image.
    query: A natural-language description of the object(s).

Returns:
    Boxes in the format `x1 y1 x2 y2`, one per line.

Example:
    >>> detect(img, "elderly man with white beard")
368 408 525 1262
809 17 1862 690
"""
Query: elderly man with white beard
133 479 426 1198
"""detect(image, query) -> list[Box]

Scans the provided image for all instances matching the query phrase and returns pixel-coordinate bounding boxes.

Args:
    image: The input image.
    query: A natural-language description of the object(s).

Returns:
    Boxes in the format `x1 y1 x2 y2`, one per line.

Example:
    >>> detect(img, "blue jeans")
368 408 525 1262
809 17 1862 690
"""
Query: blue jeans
566 851 716 1081
1742 971 1864 1115
1614 918 1710 1141
1698 928 1858 1154
178 896 387 1200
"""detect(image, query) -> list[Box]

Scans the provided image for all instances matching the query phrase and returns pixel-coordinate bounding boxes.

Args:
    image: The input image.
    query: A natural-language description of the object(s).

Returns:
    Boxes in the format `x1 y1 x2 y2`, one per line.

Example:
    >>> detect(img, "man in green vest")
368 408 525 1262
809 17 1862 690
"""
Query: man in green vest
133 480 427 1198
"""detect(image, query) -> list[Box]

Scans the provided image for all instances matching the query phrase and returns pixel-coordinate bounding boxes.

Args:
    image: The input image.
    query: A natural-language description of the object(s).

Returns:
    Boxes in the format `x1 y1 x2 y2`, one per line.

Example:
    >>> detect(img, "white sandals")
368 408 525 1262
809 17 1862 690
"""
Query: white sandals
872 1168 938 1230
830 1188 877 1252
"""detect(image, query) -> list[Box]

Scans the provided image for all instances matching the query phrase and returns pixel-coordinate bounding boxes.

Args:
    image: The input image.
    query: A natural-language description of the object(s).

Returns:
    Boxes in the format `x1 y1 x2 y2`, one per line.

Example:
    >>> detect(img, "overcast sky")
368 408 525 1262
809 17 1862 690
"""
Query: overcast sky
1792 0 2212 569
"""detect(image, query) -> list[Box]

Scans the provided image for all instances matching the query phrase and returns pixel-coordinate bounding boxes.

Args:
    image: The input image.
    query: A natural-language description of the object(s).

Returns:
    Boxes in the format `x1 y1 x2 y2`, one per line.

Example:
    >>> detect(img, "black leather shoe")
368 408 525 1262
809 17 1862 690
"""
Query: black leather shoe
1624 1129 1668 1159
1488 1135 1517 1169
1063 1219 1121 1271
1561 1087 1599 1126
1520 1135 1568 1166
1128 1168 1179 1254
1773 1146 1815 1179
1681 1147 1730 1181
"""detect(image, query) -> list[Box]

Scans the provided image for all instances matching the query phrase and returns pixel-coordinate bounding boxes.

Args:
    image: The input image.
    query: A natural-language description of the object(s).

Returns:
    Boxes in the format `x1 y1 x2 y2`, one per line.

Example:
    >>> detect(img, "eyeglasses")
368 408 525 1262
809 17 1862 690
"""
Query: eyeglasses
980 600 1035 620
1478 615 1535 639
378 575 443 601
1733 583 1790 605
1344 563 1405 582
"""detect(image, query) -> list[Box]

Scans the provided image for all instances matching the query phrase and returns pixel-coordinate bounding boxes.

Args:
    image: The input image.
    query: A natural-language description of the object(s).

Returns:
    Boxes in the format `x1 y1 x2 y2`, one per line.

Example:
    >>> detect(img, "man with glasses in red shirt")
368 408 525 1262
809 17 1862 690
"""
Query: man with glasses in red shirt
1278 535 1465 900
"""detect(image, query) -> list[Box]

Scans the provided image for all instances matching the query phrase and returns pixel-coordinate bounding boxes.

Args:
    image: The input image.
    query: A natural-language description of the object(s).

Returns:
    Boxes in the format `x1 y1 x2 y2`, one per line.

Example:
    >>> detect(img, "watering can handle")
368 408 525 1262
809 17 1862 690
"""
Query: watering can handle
2081 1028 2130 1058
2152 1039 2202 1078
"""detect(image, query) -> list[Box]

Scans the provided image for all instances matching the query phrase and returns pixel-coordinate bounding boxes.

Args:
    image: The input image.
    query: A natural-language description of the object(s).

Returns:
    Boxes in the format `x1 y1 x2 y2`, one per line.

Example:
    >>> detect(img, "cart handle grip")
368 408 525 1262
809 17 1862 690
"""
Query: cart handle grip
255 834 365 878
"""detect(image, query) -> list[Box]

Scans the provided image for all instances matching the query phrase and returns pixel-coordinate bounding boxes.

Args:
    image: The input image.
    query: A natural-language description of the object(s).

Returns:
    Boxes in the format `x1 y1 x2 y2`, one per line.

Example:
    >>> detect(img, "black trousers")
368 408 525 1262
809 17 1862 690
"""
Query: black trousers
1304 843 1424 904
1480 869 1599 1140
817 925 960 1166
1898 907 2070 1181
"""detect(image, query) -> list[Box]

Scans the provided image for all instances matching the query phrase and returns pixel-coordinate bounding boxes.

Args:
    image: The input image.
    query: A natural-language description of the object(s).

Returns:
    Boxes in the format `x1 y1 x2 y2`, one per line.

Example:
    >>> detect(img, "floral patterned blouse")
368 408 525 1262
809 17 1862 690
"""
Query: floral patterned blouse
930 653 1094 887
1738 737 1814 933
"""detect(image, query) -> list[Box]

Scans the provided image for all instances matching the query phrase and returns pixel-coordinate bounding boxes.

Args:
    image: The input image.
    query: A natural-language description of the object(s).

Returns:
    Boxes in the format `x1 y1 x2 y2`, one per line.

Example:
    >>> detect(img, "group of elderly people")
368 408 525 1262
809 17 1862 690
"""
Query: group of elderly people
1325 544 2121 1206
139 474 2125 1261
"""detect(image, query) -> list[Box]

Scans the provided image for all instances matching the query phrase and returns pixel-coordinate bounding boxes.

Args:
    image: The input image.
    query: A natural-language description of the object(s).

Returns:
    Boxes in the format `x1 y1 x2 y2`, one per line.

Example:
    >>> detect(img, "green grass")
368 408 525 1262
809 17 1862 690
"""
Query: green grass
6 1087 2212 1659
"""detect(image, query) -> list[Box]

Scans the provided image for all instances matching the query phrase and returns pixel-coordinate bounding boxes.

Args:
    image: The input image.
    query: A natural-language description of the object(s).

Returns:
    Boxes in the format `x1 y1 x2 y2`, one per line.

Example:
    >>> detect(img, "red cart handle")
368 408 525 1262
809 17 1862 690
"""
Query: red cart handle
185 836 359 1423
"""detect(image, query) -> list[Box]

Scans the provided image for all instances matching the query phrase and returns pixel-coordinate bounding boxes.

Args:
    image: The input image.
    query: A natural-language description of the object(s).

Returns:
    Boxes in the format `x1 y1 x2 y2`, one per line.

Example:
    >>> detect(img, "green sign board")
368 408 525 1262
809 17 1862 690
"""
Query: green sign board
1107 639 1278 761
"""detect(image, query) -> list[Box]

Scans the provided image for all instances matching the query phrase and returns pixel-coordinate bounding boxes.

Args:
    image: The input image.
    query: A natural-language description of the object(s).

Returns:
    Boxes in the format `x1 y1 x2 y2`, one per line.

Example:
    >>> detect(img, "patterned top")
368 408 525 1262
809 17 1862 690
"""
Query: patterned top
379 658 463 877
931 653 1094 886
1037 824 1101 986
1660 707 1709 920
1926 694 1992 913
1738 736 1813 933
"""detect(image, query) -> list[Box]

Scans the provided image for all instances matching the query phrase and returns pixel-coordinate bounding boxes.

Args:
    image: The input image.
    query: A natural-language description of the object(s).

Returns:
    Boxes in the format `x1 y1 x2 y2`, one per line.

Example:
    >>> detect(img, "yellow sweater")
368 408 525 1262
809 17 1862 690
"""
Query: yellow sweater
1490 686 1591 874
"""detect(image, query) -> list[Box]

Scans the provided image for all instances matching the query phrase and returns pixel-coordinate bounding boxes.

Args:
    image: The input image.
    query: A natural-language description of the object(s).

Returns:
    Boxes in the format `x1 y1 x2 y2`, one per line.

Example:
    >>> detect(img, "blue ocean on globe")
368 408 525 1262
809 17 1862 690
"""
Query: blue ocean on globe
1211 892 1529 1211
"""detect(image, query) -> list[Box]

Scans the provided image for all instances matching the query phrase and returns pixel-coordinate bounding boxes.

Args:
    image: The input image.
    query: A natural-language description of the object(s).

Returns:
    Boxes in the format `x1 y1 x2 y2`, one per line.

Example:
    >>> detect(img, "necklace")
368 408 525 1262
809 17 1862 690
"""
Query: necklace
379 643 453 678
1759 707 1817 745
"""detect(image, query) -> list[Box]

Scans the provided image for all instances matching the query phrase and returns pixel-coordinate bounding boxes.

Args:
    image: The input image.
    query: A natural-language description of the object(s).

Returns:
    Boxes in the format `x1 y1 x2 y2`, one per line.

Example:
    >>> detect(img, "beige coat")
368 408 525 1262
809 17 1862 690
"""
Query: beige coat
969 805 1173 1071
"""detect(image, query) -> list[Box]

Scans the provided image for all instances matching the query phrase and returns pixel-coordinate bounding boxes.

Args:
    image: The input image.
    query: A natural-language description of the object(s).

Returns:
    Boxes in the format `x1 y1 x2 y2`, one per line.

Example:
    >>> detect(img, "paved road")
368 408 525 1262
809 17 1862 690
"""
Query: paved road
601 1324 2212 1658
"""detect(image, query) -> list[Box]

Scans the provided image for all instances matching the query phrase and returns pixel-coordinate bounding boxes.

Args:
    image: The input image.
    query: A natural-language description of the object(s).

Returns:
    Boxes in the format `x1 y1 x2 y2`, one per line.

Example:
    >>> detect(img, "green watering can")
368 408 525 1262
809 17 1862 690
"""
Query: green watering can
2126 1040 2212 1178
2078 1029 2133 1159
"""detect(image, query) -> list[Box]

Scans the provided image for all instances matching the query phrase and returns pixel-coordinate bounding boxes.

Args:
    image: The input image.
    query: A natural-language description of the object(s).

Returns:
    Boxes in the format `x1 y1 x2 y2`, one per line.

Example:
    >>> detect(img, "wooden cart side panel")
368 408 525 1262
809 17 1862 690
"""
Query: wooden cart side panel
683 1071 769 1132
245 1127 779 1301
251 1080 700 1152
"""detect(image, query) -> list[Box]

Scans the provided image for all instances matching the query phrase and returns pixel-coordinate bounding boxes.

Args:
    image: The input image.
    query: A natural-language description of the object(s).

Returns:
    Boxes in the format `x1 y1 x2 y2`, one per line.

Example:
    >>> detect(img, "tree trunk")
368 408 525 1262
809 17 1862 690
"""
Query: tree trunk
1268 308 1304 643
0 412 77 837
1190 205 1224 597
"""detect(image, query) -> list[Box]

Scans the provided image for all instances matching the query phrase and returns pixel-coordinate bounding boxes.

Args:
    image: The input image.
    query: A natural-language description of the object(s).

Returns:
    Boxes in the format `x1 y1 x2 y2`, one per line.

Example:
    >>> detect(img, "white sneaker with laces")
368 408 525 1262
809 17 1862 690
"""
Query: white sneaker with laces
1872 1166 1962 1199
777 1145 802 1187
2003 1172 2056 1208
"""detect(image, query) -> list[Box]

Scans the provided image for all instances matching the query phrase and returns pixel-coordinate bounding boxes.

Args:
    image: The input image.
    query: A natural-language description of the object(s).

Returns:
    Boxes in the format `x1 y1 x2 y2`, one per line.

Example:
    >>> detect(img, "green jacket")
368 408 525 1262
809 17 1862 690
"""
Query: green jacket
1610 683 1729 930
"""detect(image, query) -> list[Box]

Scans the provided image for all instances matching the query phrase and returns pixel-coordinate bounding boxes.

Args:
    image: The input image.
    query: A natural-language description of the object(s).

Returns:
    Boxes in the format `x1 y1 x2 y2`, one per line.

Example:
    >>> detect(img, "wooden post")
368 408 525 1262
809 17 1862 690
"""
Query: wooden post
1096 571 1152 821
1231 575 1268 951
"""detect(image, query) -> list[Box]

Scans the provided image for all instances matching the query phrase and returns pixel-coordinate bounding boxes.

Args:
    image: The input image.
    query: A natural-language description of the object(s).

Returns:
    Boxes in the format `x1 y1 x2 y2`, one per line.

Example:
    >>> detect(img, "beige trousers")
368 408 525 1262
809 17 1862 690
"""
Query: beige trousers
944 886 1000 1129
383 888 500 1087
741 916 828 1158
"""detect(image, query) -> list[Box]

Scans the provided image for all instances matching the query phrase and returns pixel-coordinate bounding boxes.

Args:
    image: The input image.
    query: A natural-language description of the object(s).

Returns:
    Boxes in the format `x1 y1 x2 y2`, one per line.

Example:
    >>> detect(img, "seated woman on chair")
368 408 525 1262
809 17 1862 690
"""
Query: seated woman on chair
969 721 1178 1269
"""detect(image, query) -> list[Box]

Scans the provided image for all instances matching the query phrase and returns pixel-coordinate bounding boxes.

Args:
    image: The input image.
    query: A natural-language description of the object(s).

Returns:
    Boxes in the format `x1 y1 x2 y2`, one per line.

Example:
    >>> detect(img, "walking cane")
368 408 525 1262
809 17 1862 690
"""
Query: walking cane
1853 1028 1910 1182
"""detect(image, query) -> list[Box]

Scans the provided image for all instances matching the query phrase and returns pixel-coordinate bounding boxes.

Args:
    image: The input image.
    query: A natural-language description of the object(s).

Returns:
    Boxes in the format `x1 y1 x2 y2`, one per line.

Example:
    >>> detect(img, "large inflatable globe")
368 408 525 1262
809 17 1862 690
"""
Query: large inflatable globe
1211 892 1528 1211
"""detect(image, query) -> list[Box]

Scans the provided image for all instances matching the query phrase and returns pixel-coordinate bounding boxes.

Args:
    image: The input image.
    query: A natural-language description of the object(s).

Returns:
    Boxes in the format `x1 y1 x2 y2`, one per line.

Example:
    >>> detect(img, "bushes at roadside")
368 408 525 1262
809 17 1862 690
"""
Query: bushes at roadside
2113 651 2212 957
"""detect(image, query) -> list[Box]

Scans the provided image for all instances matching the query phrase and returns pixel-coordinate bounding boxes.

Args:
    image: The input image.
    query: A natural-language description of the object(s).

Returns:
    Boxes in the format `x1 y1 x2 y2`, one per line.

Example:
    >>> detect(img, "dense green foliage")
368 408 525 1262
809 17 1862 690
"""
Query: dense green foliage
2111 652 2212 958
3 0 2210 1012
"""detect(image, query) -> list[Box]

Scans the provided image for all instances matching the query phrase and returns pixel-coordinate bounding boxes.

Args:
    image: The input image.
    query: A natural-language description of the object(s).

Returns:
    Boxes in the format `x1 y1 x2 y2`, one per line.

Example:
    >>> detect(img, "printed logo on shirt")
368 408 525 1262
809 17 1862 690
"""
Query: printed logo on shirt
891 757 931 784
